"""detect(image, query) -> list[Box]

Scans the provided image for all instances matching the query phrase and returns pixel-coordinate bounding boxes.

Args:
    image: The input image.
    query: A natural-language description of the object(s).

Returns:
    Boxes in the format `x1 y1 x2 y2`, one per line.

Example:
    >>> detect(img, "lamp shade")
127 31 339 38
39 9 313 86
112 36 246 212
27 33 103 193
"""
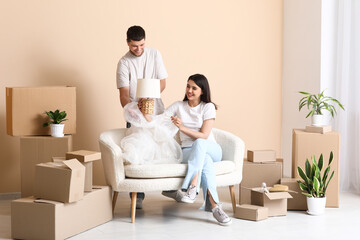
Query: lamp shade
136 79 161 98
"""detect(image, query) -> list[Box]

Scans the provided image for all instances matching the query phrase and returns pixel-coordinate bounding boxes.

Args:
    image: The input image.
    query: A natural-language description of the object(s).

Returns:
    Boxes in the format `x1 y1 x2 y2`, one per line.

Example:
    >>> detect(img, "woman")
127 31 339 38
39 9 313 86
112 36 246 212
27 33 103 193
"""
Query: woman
164 74 232 226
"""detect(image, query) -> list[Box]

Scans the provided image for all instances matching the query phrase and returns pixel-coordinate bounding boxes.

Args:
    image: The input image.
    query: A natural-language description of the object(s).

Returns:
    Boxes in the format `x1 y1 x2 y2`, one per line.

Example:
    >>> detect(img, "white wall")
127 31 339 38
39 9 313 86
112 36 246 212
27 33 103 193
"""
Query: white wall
282 0 322 177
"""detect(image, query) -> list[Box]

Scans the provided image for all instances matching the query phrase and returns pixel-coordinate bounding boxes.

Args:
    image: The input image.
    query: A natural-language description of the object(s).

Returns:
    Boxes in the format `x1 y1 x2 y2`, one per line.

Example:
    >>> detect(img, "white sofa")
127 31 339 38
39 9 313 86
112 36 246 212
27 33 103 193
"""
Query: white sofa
99 128 245 223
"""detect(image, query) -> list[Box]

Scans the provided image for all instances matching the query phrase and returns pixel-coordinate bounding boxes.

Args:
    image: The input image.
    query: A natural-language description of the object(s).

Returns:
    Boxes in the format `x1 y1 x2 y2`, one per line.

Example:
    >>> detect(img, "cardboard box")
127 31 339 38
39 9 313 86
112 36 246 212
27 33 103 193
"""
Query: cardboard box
6 86 76 136
305 125 332 134
235 204 268 221
20 135 73 197
280 178 307 210
54 156 93 192
34 159 85 203
66 150 101 163
292 129 340 207
247 150 276 162
251 188 292 216
66 150 101 192
11 186 112 240
239 159 283 204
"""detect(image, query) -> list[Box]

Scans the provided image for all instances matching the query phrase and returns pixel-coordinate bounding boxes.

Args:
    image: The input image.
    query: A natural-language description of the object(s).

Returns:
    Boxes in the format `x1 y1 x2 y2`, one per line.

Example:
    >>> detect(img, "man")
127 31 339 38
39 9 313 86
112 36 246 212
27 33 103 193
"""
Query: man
117 25 167 116
116 26 170 209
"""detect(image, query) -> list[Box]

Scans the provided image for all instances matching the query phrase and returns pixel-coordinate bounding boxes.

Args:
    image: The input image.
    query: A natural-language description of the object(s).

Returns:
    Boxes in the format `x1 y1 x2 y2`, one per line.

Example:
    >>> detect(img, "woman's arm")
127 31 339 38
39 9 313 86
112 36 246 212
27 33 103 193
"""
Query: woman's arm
172 117 214 139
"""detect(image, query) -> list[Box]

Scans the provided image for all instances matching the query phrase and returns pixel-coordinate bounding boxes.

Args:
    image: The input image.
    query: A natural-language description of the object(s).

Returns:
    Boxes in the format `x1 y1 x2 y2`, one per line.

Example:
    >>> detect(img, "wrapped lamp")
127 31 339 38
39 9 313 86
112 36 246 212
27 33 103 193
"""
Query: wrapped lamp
136 78 160 115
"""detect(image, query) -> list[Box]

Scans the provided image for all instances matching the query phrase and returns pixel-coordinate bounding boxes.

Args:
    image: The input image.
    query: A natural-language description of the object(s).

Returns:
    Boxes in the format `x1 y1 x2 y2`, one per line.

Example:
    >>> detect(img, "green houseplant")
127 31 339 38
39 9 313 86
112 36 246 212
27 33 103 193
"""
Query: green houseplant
43 109 67 137
297 151 335 215
298 90 344 126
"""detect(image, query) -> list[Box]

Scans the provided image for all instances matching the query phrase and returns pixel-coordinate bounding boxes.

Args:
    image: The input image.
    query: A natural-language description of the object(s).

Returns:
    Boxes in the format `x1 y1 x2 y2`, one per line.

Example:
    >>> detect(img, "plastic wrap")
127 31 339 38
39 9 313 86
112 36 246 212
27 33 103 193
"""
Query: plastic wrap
120 102 182 165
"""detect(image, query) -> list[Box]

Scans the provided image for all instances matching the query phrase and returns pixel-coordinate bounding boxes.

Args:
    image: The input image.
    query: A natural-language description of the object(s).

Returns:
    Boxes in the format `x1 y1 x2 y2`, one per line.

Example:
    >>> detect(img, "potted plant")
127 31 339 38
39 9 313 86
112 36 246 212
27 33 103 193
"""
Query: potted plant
298 90 345 126
43 109 67 137
297 151 335 215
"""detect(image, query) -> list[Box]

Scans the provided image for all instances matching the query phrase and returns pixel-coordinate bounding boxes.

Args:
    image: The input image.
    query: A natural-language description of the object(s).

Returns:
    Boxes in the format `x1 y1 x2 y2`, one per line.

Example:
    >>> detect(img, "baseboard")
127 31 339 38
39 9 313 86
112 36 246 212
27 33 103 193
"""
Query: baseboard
0 192 21 200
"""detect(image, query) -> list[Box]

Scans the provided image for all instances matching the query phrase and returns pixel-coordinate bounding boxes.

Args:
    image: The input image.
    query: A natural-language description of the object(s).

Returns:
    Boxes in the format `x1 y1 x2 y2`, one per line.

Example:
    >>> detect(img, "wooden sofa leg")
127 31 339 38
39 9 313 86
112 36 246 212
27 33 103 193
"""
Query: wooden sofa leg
229 185 236 213
112 191 119 214
131 192 137 223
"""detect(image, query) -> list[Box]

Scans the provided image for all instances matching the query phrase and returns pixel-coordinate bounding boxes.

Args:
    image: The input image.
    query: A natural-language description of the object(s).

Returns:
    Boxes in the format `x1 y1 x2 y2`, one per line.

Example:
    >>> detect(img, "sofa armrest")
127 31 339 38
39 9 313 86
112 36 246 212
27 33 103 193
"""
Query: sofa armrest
99 128 127 190
213 128 245 171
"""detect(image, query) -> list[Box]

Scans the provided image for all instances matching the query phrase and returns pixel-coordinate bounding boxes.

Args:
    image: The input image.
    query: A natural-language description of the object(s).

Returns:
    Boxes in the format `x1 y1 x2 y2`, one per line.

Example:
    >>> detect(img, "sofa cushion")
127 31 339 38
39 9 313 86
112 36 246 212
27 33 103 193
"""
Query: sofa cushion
124 160 235 179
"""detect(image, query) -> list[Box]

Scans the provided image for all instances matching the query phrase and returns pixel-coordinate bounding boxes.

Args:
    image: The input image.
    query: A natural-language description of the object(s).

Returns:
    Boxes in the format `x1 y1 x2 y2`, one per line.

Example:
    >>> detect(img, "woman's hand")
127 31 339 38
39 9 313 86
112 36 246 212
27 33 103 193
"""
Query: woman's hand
171 116 183 130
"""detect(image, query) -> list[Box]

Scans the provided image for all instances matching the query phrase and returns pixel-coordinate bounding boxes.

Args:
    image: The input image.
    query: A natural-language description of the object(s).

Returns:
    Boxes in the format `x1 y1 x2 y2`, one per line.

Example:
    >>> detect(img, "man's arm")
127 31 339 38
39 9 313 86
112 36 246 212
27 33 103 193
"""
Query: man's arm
119 87 131 108
160 78 166 93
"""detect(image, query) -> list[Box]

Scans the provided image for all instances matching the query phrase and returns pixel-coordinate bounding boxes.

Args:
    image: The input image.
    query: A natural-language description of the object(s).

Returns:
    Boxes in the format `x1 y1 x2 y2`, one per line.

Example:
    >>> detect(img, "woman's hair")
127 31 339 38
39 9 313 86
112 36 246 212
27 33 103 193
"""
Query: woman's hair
183 74 218 110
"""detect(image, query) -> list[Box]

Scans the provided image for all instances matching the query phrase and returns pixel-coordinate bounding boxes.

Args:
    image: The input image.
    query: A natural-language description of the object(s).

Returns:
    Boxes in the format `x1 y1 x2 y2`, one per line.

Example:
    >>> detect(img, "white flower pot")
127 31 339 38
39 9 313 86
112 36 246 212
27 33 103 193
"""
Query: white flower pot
306 196 326 215
311 114 326 126
50 124 65 137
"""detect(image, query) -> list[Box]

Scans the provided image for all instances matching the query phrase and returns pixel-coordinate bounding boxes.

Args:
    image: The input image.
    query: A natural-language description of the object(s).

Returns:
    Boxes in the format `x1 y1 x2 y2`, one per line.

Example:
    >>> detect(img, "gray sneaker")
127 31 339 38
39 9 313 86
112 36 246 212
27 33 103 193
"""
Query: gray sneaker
162 190 183 202
136 198 143 209
212 205 232 226
181 185 197 203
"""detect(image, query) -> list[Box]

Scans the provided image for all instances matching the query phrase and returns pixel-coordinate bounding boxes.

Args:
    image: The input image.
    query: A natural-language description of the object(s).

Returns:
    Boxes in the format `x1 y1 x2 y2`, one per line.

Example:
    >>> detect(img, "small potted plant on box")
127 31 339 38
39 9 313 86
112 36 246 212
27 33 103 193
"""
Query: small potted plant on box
297 151 335 215
43 109 67 137
298 90 344 126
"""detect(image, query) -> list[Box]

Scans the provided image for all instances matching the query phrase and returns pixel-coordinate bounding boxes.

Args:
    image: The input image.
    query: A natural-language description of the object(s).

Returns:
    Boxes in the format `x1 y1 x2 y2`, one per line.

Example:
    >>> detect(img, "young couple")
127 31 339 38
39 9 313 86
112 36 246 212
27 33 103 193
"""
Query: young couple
116 26 232 226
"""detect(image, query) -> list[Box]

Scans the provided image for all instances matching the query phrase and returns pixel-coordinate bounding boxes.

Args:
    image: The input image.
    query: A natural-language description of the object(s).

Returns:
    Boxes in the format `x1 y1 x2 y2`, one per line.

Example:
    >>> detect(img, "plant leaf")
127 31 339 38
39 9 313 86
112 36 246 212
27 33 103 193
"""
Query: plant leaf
313 177 320 197
305 159 311 178
318 154 323 171
329 151 334 165
324 171 335 193
297 166 310 187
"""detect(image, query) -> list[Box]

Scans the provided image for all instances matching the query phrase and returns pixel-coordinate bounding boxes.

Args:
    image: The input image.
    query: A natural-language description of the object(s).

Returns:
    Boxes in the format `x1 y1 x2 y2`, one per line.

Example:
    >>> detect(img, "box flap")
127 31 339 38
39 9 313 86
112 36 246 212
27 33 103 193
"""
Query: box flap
34 199 63 205
265 192 292 200
63 159 84 170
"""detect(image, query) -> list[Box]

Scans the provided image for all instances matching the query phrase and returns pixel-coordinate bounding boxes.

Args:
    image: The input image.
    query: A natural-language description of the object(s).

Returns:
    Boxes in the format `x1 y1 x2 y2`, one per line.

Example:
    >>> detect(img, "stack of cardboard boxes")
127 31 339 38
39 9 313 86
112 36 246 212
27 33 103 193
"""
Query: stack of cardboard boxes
236 125 340 221
236 150 294 221
6 86 112 239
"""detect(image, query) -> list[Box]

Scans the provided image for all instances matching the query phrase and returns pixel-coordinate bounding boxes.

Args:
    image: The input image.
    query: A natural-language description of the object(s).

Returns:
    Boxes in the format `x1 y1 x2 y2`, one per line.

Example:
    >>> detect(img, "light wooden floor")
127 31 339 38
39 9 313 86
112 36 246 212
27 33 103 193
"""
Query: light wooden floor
1 186 359 240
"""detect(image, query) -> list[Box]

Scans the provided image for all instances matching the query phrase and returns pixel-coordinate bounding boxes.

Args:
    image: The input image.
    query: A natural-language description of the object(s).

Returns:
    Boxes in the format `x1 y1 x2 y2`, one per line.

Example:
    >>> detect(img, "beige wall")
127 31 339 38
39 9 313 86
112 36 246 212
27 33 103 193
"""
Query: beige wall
282 0 321 177
0 0 283 193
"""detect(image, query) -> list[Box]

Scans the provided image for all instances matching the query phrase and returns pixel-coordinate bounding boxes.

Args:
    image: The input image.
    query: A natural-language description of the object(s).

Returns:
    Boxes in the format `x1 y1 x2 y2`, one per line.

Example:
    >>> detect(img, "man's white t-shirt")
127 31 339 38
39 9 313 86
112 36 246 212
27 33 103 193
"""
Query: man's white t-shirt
116 48 168 115
165 101 217 147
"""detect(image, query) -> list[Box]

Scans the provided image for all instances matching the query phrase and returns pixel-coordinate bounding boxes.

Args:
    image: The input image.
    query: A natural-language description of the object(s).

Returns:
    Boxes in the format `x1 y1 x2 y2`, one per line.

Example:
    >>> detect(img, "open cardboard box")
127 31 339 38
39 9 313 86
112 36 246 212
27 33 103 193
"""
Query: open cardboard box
11 186 112 240
251 187 292 216
34 159 85 203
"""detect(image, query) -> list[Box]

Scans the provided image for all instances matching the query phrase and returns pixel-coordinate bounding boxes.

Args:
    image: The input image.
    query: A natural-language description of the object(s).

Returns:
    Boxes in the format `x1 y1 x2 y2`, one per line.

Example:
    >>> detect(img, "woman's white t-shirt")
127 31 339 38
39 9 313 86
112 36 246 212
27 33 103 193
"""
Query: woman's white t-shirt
165 101 217 147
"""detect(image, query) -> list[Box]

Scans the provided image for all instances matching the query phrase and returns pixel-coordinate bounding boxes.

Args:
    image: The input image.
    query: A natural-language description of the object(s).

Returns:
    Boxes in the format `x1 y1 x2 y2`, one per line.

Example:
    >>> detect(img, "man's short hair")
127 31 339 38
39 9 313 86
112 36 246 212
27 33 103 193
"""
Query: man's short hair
127 26 146 42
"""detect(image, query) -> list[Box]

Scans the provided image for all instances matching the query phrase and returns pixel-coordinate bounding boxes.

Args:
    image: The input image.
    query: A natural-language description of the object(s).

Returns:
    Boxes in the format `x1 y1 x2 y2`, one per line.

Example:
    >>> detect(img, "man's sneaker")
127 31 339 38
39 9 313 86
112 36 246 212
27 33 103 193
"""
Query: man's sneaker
136 198 143 209
181 185 197 203
212 205 232 226
161 190 183 202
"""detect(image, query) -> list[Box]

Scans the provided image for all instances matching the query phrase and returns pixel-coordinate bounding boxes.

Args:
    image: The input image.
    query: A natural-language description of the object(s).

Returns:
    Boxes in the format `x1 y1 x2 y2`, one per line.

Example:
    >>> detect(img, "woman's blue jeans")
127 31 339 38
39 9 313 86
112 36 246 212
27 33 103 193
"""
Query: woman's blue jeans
181 139 222 204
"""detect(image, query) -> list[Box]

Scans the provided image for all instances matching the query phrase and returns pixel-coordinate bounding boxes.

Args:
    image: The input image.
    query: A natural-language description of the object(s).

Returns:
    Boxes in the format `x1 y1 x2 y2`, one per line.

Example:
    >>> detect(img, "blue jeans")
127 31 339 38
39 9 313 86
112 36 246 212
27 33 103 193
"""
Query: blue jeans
181 139 222 204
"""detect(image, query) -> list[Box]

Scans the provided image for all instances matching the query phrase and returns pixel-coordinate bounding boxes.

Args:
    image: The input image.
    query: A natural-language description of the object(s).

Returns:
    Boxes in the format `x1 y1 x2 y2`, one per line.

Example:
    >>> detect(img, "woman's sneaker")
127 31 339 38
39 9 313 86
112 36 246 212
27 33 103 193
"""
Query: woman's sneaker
181 185 197 203
212 205 232 226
